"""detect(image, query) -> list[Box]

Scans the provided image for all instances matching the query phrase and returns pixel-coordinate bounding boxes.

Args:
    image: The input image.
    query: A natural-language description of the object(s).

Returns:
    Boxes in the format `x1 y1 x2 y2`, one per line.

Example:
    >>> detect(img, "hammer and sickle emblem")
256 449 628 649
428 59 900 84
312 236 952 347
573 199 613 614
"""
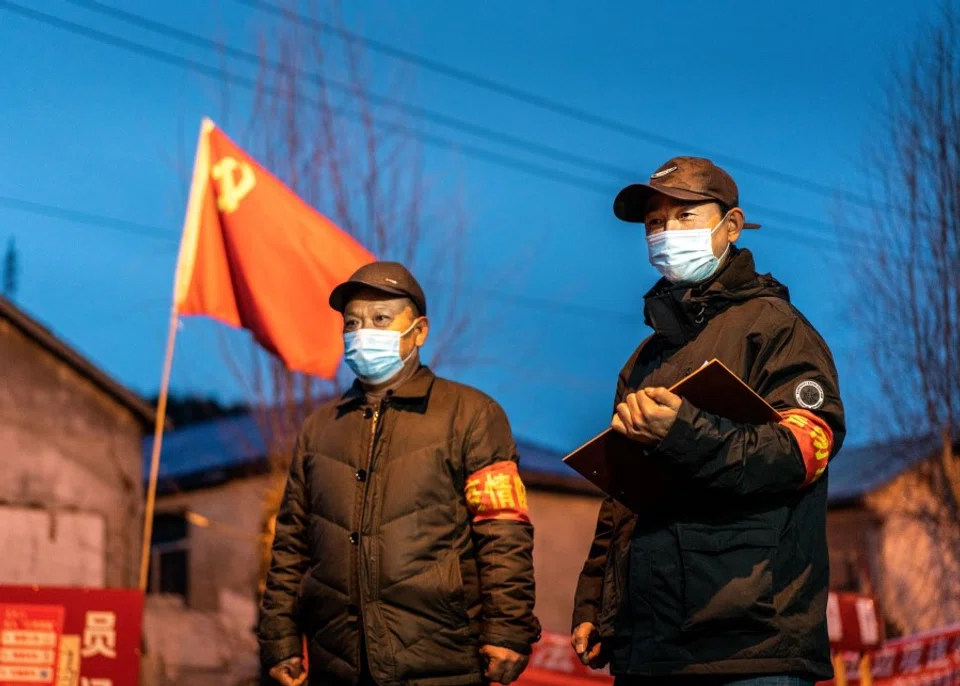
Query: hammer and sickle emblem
211 156 256 214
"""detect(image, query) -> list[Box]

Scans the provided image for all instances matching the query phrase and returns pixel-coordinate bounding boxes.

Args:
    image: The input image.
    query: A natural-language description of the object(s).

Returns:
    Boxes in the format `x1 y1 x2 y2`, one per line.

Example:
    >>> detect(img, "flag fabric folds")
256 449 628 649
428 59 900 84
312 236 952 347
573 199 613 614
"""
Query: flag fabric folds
173 119 375 379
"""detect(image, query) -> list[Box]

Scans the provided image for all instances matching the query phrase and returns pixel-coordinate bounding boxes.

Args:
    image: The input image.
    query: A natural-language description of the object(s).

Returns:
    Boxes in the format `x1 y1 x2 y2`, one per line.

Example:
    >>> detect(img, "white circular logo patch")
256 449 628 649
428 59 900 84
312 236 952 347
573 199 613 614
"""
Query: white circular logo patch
795 380 825 410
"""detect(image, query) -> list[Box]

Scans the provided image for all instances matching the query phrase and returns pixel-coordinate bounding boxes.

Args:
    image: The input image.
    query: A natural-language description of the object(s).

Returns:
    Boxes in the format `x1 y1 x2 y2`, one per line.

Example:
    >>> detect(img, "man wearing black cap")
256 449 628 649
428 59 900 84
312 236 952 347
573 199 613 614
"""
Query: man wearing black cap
571 158 846 685
259 262 540 686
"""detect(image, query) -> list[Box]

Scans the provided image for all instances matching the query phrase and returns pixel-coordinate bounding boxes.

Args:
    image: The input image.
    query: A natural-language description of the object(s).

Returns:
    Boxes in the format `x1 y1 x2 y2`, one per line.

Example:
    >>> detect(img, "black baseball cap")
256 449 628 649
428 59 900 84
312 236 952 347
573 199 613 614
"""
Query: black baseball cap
614 156 761 229
329 261 427 316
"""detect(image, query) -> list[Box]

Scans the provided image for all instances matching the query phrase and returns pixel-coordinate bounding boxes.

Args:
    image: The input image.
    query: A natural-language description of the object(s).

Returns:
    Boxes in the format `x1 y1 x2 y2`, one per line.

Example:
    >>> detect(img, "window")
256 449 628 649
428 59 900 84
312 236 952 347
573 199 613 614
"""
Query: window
148 512 189 598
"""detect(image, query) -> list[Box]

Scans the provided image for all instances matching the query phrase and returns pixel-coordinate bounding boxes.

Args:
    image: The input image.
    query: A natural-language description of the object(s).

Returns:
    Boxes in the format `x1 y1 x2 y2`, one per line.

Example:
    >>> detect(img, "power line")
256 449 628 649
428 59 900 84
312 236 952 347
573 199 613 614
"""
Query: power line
237 0 875 209
60 0 861 245
0 190 817 324
1 192 648 320
6 1 860 248
0 194 178 241
1 1 627 200
64 0 629 180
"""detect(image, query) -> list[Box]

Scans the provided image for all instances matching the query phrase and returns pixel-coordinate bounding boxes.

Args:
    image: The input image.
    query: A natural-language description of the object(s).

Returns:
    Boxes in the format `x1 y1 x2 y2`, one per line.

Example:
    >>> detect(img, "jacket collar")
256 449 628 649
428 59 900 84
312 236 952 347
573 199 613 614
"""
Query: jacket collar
642 247 761 347
336 364 436 408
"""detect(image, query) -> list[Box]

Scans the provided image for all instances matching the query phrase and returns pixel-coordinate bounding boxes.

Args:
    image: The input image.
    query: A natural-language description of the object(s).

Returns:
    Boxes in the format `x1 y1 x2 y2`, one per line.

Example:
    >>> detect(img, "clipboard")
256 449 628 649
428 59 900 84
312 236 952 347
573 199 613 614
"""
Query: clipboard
562 359 781 512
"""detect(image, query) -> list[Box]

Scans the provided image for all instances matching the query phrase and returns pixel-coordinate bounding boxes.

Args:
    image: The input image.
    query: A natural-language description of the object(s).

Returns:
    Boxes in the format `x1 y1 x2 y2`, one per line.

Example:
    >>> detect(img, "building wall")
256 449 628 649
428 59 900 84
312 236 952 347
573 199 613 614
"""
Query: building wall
0 319 144 587
156 475 271 612
865 468 960 636
825 506 882 593
527 489 604 634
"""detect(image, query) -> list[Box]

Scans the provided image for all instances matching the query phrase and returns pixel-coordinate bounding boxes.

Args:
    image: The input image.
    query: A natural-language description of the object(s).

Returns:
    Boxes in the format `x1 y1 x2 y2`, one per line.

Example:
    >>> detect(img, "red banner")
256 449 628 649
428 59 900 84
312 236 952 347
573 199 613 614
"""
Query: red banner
822 623 960 686
517 631 612 685
828 592 884 653
0 587 143 686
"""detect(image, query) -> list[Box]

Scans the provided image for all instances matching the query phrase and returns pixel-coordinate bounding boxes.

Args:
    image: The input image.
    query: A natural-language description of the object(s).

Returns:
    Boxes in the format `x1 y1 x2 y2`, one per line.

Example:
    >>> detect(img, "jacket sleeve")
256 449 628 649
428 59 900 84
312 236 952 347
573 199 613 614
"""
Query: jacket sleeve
651 315 846 496
571 360 634 631
258 432 310 668
464 398 541 655
572 496 619 630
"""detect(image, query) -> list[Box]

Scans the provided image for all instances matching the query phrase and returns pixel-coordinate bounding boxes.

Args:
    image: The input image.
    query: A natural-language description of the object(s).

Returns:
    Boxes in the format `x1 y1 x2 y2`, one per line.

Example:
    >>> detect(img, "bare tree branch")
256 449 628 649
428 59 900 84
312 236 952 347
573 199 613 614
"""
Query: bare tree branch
850 1 960 634
213 1 483 598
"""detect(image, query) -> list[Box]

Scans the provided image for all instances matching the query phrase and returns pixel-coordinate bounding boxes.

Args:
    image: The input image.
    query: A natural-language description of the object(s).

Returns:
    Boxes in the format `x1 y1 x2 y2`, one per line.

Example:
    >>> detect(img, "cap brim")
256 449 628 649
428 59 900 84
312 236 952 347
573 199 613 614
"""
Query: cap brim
328 279 412 313
613 184 717 222
614 183 762 229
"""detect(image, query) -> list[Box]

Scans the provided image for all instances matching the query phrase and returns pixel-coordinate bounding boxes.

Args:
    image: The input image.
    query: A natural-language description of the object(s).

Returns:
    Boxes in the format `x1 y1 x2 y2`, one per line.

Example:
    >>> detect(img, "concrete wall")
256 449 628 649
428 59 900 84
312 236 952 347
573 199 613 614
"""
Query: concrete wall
156 475 271 612
865 468 960 635
527 490 604 634
0 319 143 588
825 506 882 593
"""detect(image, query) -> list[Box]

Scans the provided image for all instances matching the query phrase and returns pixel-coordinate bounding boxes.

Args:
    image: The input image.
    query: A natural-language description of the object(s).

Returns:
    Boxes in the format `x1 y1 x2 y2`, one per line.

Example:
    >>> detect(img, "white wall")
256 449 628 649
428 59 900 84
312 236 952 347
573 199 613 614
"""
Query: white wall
0 506 105 587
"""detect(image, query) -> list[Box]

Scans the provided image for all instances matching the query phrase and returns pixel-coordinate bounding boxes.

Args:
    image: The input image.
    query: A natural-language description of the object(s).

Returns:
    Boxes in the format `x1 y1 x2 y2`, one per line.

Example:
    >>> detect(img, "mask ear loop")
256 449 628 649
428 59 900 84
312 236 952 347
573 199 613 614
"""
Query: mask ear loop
711 211 733 264
399 317 424 365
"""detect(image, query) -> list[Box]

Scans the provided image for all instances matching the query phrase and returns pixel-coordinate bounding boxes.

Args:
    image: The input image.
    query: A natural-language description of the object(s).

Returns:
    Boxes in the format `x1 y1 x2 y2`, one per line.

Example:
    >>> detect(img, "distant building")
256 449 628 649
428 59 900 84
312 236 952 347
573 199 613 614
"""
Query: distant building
144 406 960 682
0 295 154 588
826 433 960 637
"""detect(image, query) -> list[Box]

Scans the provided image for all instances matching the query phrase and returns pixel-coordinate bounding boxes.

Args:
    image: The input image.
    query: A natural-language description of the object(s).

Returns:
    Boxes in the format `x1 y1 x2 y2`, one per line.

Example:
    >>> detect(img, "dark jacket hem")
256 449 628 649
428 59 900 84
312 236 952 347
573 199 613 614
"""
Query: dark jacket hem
406 671 485 686
613 657 833 681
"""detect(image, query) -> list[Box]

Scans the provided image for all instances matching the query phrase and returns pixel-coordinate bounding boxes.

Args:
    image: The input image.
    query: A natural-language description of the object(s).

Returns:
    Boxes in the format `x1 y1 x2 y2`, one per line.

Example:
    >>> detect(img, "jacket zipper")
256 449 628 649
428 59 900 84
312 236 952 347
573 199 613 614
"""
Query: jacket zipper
361 406 380 506
356 404 380 668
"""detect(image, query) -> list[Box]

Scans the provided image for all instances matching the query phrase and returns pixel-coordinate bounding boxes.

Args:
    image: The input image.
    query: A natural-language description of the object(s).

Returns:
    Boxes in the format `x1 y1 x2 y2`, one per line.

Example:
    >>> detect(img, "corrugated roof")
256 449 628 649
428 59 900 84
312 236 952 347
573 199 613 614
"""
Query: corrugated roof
145 411 944 504
1 295 156 429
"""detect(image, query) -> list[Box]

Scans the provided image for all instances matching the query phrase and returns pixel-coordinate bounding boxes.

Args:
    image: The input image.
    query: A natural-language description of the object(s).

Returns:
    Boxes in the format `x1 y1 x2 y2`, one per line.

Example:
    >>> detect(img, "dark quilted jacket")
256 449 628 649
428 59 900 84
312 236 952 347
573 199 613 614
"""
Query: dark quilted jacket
259 365 540 685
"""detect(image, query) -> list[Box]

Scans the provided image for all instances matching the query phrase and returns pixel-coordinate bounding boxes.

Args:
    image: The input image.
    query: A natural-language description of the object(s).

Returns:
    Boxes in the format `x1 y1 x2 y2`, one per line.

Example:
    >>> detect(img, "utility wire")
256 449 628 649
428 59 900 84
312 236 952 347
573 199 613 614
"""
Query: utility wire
0 194 646 319
65 0 630 180
9 1 860 247
0 194 178 241
237 0 875 209
0 2 614 195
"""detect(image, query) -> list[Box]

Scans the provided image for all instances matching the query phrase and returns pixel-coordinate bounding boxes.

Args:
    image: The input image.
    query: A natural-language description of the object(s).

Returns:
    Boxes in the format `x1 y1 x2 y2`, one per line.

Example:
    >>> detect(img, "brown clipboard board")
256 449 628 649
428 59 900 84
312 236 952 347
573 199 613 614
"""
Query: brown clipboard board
561 359 782 512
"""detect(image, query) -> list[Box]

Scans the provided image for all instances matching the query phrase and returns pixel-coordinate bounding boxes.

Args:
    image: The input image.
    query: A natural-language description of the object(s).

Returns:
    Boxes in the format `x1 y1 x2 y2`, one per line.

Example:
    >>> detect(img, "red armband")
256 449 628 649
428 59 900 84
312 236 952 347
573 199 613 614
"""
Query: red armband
465 461 530 523
780 409 834 487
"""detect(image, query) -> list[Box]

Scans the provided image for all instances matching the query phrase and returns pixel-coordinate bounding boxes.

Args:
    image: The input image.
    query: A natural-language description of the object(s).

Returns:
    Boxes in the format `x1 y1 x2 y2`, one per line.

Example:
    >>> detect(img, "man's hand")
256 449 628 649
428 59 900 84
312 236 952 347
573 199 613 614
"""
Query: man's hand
611 387 682 444
268 656 307 686
480 644 529 684
571 622 607 668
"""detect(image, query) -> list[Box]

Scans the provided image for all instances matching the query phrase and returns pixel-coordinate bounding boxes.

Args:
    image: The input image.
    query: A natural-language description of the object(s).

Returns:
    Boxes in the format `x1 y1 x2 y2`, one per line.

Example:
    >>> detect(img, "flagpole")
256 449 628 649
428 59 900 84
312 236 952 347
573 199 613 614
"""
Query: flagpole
136 118 213 592
138 306 181 592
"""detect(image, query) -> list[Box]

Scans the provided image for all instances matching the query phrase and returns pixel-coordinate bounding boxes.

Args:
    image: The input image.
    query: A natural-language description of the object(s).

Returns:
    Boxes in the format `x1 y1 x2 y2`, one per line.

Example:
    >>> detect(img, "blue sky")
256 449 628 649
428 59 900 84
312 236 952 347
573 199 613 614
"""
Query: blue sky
0 0 936 453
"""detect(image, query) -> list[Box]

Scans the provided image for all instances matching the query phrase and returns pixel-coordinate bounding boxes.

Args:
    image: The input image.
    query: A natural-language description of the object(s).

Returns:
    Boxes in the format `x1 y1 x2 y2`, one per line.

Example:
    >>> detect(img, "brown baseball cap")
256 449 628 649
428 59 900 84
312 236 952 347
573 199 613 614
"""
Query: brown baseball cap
329 261 428 315
614 156 761 229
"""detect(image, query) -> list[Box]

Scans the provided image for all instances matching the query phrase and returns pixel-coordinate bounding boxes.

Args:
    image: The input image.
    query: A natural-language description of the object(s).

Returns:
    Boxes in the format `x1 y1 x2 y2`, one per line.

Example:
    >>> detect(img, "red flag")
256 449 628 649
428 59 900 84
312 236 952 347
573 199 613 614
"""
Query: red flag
172 119 375 378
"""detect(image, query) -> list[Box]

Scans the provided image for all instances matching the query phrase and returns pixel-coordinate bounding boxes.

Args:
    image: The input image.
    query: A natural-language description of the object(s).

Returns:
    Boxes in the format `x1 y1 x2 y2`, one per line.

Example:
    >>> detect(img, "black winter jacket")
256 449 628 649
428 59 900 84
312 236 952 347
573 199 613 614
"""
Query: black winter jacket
572 248 845 681
259 366 540 685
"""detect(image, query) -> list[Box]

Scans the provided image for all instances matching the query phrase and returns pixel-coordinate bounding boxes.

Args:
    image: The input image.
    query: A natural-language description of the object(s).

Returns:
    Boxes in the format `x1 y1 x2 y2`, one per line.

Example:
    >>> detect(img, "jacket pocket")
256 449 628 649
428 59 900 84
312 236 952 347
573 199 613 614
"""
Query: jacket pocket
598 541 630 635
436 550 468 628
677 524 777 636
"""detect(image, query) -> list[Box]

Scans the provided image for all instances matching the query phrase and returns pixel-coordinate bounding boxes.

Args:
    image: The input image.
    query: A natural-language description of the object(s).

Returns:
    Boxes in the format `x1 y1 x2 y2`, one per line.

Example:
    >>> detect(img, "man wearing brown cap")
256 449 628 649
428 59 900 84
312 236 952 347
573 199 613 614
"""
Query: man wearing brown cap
258 261 540 686
571 158 846 685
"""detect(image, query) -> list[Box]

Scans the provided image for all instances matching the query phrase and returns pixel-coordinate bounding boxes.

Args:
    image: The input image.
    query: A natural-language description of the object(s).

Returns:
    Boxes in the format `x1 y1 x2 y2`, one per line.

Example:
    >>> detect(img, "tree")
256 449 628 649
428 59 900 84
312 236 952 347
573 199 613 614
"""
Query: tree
216 2 478 602
3 237 17 299
852 2 960 633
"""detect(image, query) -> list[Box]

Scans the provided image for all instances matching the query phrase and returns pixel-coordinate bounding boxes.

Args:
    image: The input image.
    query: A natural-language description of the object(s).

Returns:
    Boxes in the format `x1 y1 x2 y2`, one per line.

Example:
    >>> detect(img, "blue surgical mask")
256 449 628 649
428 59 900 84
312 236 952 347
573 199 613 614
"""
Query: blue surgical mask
646 213 730 284
343 320 420 385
